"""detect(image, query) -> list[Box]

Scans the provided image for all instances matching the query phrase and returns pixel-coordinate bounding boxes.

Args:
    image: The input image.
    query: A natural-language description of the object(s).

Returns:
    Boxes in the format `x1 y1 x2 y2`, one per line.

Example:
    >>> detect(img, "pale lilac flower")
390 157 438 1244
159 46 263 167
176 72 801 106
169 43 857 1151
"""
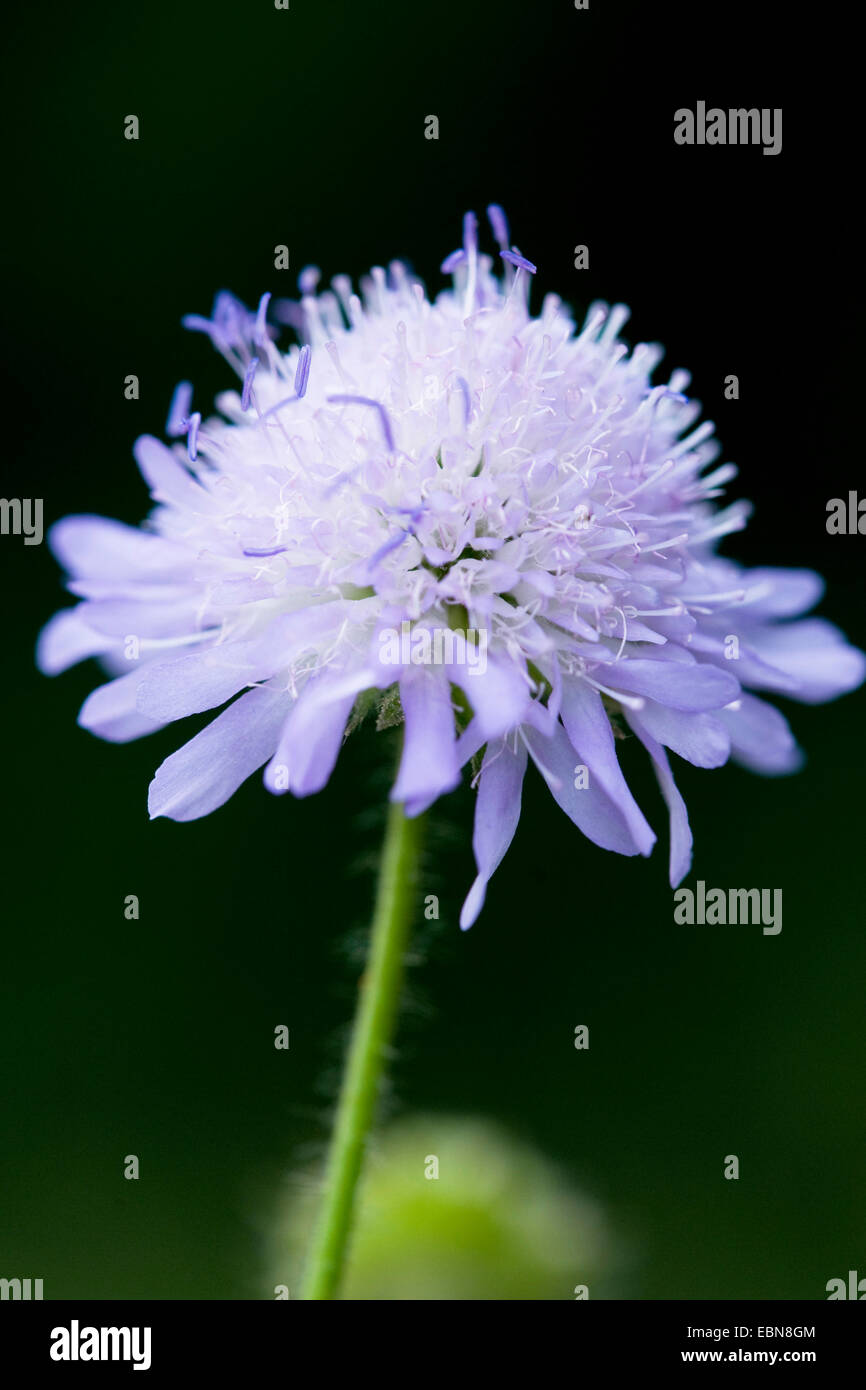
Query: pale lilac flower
38 211 865 927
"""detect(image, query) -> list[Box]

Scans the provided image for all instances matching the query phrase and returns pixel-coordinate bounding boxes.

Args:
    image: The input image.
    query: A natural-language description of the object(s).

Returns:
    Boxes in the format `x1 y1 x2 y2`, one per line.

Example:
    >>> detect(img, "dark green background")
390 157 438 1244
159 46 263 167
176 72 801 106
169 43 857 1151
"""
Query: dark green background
1 0 862 1298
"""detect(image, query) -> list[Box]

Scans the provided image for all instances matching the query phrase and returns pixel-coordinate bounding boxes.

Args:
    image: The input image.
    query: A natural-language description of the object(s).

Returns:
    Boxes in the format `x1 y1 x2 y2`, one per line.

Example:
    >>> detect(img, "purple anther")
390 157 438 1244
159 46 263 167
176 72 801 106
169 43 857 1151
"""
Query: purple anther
254 292 271 344
270 299 305 331
241 357 259 411
441 249 468 274
298 265 321 296
182 313 219 340
187 411 201 462
455 376 472 425
327 394 396 452
182 292 251 348
242 545 287 558
643 386 689 406
367 529 410 572
294 344 311 398
213 291 249 345
500 249 537 274
166 381 193 437
487 204 510 250
463 210 478 255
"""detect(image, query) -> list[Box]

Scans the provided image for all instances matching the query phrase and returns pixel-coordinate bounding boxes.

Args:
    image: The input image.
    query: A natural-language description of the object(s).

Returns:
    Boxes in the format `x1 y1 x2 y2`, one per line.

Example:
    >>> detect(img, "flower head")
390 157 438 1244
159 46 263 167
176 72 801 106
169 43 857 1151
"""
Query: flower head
38 209 865 927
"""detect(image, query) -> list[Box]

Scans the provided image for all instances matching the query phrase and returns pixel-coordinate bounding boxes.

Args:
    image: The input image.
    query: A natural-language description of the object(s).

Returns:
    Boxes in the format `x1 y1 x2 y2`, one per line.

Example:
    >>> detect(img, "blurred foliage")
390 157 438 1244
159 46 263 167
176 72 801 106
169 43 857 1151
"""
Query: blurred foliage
272 1116 616 1300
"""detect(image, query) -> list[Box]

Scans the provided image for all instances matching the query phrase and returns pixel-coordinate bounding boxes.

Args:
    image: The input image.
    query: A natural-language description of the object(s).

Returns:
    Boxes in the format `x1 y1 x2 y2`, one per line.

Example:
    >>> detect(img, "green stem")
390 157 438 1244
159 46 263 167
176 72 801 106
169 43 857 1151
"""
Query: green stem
300 798 424 1300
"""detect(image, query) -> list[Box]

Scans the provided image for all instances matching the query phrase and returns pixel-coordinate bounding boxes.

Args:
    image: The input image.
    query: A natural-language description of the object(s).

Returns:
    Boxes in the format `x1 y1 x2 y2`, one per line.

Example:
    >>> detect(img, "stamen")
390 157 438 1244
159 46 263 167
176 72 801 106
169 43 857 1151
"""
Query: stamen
585 676 646 710
298 266 321 296
455 376 472 425
487 204 510 250
254 292 271 345
294 344 311 397
241 357 259 411
500 249 537 274
166 381 192 437
441 249 467 274
182 313 221 341
463 210 478 256
462 211 479 315
366 529 409 572
270 299 305 332
242 545 288 558
327 394 396 452
261 394 300 420
187 411 201 462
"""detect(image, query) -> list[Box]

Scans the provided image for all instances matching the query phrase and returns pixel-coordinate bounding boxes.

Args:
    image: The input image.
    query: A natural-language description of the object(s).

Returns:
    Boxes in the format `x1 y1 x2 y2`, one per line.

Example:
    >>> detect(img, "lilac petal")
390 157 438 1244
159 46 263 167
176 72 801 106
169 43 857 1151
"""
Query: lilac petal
76 594 205 639
602 657 740 712
627 713 693 887
741 567 825 618
717 694 804 775
460 738 528 930
78 669 166 743
48 515 188 580
559 681 656 854
449 650 529 739
135 608 347 722
391 669 460 814
263 676 356 797
133 435 216 512
630 700 731 769
455 717 488 770
523 722 648 857
148 687 290 821
136 641 269 723
743 619 866 704
36 609 114 675
686 630 802 695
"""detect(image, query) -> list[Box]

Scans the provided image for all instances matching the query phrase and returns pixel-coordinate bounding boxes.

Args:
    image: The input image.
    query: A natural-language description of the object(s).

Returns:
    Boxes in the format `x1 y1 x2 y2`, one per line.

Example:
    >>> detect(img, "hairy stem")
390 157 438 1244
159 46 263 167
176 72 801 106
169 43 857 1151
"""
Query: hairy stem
300 798 423 1299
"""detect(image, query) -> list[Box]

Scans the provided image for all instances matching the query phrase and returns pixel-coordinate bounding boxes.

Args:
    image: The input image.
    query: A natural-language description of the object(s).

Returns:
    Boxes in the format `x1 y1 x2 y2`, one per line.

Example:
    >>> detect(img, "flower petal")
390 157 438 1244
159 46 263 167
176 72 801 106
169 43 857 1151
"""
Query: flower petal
148 686 290 821
391 669 460 814
460 738 528 930
602 657 740 712
133 435 218 512
523 721 649 858
78 669 166 743
48 514 189 580
717 694 804 775
743 619 866 704
559 680 656 853
135 608 349 723
36 608 114 675
740 567 825 618
264 675 356 796
626 713 693 887
629 700 731 769
451 650 530 739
